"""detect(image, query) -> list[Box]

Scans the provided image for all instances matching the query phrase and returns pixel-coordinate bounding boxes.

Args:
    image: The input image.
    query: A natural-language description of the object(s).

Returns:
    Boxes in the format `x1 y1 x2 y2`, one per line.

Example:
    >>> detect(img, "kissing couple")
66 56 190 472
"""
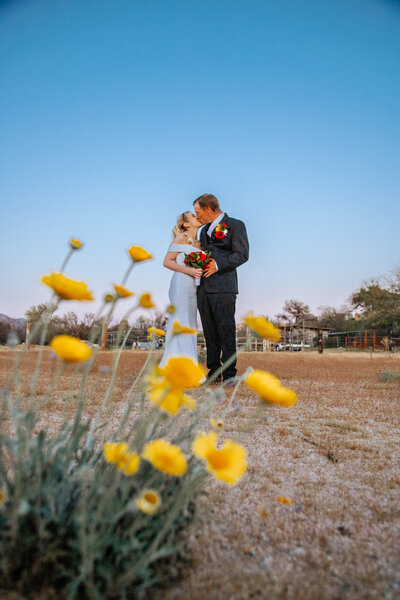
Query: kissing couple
159 193 249 384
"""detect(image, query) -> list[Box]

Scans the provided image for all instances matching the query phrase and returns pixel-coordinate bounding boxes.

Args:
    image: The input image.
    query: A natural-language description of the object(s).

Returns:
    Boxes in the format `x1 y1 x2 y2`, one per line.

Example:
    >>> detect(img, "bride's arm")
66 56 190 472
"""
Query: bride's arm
163 251 202 278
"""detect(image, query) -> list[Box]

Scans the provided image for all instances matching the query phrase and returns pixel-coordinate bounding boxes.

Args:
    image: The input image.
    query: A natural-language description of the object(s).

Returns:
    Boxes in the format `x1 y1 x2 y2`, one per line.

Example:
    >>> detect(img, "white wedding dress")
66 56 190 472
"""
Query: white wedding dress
159 243 199 367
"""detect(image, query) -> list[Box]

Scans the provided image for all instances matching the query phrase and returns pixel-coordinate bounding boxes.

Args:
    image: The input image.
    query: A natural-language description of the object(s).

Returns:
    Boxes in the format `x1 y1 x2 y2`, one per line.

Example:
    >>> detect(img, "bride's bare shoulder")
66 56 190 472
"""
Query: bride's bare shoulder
172 234 188 245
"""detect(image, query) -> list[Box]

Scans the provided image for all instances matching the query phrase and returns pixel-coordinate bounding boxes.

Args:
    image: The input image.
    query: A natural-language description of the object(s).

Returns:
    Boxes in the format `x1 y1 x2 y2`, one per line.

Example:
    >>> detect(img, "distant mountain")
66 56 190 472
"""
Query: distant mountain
0 313 26 326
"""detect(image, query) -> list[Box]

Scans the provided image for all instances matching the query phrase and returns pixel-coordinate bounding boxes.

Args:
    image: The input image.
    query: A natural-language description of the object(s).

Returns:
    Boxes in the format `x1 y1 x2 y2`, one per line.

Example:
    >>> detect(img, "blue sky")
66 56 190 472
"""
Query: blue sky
1 0 399 324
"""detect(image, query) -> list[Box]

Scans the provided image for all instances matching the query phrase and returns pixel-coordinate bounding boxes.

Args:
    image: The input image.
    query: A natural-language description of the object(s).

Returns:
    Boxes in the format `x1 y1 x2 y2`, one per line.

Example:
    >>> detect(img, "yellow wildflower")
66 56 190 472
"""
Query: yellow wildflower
118 452 140 476
243 312 280 342
128 245 152 262
277 495 292 505
136 489 162 514
41 272 93 301
148 327 165 337
142 439 187 476
148 380 196 414
139 293 155 308
0 487 8 507
245 369 297 407
172 320 197 335
104 293 115 303
192 432 247 485
113 284 134 298
103 443 140 476
167 304 176 314
50 335 92 363
69 237 84 250
103 442 129 464
160 356 205 389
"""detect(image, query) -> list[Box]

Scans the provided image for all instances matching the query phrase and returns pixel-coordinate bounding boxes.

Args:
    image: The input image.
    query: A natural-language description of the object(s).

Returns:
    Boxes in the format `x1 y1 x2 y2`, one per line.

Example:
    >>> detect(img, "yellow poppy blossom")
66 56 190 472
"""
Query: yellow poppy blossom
50 335 92 363
243 312 280 342
245 369 297 407
277 495 292 505
148 327 165 337
139 293 155 308
142 439 187 476
159 356 205 389
41 272 93 301
69 237 84 250
128 245 153 262
113 284 134 298
136 489 162 514
192 432 247 485
172 320 197 335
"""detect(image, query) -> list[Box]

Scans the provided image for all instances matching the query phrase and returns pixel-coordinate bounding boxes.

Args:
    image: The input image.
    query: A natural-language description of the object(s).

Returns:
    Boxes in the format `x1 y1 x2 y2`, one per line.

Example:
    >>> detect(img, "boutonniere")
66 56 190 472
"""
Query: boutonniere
214 222 228 239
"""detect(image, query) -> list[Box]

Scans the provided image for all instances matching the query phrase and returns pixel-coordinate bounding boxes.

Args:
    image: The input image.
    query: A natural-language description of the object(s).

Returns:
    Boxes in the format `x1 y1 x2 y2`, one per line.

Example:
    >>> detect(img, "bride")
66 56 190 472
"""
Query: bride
159 211 203 367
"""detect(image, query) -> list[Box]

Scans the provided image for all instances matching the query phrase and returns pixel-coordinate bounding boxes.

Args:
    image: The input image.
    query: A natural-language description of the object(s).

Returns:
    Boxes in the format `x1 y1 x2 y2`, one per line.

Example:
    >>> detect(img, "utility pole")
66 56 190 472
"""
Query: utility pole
101 322 108 351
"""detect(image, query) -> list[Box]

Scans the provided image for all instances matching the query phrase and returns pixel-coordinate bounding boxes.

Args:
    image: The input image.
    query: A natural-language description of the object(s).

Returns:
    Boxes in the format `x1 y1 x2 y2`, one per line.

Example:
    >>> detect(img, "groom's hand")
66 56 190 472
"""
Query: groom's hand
203 259 217 278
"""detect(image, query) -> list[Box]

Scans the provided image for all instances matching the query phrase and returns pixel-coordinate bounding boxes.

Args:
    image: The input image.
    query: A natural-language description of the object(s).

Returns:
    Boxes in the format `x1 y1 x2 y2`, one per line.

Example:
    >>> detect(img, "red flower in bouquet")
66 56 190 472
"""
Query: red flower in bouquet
184 250 212 270
214 222 228 239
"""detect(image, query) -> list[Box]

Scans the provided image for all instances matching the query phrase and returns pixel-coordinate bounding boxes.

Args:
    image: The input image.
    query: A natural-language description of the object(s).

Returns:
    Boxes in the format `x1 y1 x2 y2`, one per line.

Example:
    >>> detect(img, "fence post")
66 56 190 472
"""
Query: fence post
318 329 323 354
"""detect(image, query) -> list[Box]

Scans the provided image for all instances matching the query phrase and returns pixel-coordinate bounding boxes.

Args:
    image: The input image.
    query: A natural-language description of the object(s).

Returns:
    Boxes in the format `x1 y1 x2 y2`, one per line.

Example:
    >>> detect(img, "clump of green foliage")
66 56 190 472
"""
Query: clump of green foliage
0 240 211 599
379 368 400 382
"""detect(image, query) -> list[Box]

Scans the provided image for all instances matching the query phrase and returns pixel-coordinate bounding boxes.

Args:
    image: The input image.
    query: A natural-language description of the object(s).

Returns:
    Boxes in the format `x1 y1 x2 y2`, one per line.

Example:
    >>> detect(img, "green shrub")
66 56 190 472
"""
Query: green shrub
0 238 296 599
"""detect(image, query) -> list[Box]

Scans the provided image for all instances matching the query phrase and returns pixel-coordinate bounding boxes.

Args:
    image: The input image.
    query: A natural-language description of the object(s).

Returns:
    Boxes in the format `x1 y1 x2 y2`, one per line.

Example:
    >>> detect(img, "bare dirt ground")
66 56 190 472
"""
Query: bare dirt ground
1 349 400 600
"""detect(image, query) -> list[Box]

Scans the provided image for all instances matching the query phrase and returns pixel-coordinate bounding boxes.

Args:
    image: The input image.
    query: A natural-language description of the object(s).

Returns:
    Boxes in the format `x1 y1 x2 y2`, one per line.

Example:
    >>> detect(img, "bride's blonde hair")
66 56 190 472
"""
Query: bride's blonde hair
172 212 191 239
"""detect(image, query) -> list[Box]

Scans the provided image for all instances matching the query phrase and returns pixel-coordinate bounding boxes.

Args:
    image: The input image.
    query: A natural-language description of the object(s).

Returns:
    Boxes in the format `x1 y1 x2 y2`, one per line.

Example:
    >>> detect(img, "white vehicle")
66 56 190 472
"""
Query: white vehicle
274 343 310 352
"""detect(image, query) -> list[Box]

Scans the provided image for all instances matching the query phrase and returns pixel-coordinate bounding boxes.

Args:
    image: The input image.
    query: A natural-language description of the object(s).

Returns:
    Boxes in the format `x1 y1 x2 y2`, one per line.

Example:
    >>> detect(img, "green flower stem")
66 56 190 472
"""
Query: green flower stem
60 363 82 424
59 248 74 273
29 299 60 408
221 369 252 419
92 321 139 444
5 299 57 397
120 469 207 586
37 360 65 411
113 346 157 440
236 402 265 443
121 261 135 286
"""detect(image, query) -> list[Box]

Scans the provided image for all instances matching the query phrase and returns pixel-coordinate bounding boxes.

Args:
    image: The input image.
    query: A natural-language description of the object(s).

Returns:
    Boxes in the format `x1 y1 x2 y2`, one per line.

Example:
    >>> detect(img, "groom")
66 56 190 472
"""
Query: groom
194 194 249 383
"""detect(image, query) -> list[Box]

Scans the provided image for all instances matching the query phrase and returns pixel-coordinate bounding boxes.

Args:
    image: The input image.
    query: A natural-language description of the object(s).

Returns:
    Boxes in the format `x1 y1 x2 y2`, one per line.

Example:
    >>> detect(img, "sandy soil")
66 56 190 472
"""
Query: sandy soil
1 348 400 600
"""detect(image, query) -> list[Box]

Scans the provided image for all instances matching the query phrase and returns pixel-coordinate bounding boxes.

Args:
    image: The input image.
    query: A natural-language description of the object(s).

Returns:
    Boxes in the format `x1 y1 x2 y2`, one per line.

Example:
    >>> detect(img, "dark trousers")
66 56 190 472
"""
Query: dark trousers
197 288 237 380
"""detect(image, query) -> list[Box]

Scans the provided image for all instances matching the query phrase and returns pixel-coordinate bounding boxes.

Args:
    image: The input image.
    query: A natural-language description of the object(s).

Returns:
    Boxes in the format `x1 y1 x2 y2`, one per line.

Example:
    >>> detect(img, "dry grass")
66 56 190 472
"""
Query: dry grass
1 348 400 600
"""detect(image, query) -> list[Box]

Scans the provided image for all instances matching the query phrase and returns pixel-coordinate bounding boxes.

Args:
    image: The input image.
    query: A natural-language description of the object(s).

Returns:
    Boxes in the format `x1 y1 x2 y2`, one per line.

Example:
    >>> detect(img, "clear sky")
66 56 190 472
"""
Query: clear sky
1 0 399 325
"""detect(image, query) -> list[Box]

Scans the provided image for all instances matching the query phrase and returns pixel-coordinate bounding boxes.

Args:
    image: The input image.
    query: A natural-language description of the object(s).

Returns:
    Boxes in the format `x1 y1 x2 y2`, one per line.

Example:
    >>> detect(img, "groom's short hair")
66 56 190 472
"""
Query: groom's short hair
193 194 220 212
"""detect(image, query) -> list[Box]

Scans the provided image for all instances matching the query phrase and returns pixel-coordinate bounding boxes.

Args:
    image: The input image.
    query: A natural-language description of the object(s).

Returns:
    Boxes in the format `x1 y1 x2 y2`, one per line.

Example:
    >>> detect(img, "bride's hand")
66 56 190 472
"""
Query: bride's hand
187 267 202 279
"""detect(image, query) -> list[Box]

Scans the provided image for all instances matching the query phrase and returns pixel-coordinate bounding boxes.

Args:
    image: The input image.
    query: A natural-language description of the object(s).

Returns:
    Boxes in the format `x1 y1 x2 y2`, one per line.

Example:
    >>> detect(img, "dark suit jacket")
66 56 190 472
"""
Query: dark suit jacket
199 213 249 294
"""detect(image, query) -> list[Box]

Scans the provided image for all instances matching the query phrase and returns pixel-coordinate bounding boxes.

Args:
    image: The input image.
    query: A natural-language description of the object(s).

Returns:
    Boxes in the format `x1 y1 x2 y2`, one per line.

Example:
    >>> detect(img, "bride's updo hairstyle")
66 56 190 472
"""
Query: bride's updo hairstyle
172 212 190 239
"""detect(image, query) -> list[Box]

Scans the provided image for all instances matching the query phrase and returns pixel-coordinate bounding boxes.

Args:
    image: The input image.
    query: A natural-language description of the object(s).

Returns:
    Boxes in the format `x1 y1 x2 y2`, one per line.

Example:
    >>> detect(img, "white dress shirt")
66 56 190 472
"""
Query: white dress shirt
207 212 225 237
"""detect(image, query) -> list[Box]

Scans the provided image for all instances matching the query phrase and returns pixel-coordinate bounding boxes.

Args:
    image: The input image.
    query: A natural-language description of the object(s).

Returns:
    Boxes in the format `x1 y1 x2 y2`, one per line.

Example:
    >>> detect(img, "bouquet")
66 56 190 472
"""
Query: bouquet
184 250 212 286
